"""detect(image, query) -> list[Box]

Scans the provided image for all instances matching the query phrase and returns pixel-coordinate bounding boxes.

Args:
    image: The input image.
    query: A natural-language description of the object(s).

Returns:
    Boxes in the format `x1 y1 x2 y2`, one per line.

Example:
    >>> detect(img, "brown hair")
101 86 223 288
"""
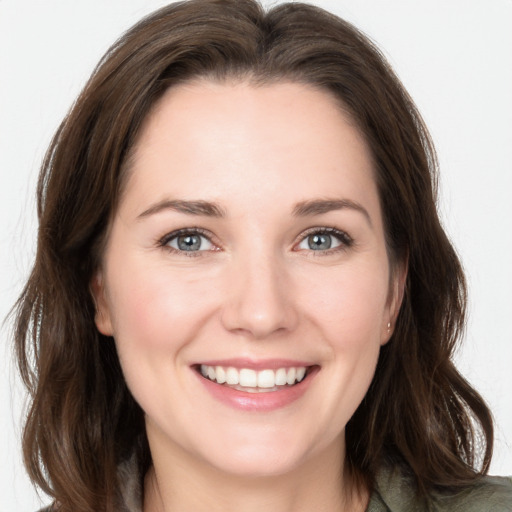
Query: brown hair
13 0 493 510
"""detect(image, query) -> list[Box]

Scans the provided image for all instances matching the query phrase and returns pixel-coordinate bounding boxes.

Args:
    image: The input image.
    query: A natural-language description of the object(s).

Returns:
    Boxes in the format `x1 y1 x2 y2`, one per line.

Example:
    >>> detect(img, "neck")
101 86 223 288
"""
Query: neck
143 430 368 512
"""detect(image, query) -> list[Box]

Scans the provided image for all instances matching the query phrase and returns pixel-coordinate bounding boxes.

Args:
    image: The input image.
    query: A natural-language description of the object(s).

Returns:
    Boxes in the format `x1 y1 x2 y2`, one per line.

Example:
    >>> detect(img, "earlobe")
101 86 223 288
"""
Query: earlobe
381 321 393 346
90 271 114 336
382 258 408 345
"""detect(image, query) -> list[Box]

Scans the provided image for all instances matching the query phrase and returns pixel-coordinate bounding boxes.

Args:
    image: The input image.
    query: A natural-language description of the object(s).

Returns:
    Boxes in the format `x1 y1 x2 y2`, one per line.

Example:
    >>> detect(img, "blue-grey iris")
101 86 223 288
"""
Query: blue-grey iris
308 234 331 250
177 235 202 251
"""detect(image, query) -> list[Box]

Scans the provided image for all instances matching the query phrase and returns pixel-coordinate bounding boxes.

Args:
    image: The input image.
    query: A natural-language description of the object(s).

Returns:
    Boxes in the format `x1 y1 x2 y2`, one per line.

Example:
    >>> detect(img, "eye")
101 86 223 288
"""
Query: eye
296 228 352 252
161 229 215 253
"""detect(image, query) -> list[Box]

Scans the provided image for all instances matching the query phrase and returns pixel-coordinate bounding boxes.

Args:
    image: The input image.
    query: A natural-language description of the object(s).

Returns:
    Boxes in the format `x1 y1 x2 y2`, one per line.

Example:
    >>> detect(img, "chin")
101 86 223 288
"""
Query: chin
204 448 306 479
192 426 334 480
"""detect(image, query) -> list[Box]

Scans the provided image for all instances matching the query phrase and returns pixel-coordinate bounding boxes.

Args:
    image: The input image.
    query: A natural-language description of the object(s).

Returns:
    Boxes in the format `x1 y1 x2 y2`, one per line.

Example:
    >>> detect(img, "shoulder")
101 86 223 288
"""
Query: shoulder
370 466 512 512
33 452 143 512
434 475 512 511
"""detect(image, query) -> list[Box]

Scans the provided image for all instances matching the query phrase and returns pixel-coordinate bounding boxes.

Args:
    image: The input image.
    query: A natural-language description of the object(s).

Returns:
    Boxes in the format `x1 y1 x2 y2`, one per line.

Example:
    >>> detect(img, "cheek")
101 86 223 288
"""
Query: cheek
301 264 388 431
106 259 217 351
301 259 390 342
103 259 219 416
299 259 388 408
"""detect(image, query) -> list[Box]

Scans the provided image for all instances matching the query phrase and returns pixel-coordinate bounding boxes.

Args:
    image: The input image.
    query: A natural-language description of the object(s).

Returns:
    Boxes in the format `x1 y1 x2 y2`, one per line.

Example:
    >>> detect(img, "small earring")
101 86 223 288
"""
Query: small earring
387 322 391 332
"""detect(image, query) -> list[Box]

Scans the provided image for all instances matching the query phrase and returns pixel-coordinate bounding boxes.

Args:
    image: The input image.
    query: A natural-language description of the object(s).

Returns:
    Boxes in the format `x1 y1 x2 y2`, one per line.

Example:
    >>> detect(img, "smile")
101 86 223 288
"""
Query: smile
200 364 307 392
193 361 318 411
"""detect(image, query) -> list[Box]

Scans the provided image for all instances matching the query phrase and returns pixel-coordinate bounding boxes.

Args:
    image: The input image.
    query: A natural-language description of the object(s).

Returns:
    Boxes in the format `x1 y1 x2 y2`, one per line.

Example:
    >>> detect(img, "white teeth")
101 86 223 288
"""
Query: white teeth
199 364 309 389
226 367 239 385
239 369 257 387
275 368 287 386
257 369 275 388
215 366 226 384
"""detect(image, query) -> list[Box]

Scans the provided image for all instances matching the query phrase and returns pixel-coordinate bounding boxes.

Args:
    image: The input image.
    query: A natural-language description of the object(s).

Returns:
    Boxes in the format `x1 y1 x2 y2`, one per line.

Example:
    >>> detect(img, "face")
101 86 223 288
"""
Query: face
93 80 404 478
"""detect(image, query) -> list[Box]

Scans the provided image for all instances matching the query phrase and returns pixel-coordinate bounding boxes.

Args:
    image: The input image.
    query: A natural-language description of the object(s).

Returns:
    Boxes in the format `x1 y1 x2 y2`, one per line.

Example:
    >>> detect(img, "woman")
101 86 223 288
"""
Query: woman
12 0 512 511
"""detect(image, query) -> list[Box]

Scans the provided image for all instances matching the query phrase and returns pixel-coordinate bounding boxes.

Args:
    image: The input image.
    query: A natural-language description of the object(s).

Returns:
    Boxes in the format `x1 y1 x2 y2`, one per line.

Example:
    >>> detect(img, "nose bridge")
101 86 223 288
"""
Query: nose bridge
221 246 297 338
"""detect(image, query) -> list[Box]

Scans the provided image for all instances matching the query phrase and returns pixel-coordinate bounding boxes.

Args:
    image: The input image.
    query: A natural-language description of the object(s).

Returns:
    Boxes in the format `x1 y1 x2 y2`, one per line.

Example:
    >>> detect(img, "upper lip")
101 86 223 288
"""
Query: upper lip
192 358 315 370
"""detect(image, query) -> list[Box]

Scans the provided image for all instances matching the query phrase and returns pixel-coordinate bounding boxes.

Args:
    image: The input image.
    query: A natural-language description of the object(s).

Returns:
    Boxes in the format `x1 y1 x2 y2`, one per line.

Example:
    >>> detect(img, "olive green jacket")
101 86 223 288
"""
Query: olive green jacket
38 462 512 511
368 466 512 511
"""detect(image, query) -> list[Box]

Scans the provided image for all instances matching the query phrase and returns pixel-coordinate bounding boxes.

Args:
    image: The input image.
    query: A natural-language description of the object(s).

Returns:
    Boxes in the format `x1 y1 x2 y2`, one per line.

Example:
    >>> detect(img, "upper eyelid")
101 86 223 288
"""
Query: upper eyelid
299 226 350 236
295 226 353 243
158 227 217 247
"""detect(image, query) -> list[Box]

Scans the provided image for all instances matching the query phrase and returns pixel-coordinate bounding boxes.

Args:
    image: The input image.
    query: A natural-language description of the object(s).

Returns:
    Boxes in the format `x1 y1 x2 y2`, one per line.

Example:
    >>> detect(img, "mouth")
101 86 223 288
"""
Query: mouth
195 364 310 393
193 363 318 394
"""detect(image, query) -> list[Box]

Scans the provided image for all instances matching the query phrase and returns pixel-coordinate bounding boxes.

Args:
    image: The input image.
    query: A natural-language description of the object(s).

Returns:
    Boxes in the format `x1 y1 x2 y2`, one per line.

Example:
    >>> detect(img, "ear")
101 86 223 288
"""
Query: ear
381 258 408 345
90 270 114 336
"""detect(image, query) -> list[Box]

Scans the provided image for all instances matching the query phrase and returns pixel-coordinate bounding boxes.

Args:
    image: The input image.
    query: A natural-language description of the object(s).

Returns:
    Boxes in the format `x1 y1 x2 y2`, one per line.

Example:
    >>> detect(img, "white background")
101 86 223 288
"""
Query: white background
1 0 511 510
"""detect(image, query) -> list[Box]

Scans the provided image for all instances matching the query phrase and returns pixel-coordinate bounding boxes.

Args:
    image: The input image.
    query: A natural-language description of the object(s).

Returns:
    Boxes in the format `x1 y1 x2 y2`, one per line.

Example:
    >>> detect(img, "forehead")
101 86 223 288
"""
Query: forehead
120 80 377 218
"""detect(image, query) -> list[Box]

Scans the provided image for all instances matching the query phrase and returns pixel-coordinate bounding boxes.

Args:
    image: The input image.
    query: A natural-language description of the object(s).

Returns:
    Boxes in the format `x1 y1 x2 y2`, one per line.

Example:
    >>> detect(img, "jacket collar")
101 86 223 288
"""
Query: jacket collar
116 455 417 512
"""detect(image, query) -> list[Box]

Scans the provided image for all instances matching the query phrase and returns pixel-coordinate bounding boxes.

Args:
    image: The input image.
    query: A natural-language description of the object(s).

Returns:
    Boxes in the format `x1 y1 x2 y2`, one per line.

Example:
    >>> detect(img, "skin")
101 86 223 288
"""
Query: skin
92 80 405 512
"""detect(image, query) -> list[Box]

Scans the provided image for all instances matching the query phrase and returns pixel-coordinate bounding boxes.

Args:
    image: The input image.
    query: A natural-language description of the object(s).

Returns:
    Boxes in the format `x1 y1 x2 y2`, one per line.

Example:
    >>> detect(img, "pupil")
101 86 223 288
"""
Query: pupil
178 235 201 251
308 234 331 250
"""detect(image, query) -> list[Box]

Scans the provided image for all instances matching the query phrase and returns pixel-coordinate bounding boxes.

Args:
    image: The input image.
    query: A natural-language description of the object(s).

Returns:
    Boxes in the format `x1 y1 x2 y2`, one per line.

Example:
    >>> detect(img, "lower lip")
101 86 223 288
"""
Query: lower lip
194 367 318 412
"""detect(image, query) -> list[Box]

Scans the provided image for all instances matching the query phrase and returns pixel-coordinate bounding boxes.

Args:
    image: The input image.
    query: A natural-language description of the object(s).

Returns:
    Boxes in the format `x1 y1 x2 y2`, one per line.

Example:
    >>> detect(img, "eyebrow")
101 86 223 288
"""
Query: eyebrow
137 199 226 219
293 198 372 227
137 197 372 226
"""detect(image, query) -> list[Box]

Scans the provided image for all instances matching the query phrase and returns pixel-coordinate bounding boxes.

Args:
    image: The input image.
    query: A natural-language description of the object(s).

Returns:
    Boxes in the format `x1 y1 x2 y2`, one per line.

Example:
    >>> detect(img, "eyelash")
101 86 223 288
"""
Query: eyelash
295 227 354 256
158 227 216 257
157 226 354 257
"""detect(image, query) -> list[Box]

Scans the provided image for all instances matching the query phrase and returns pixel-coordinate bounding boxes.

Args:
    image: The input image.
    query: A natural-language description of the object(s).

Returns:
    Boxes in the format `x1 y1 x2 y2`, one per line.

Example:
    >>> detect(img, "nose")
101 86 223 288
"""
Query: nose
220 252 299 339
